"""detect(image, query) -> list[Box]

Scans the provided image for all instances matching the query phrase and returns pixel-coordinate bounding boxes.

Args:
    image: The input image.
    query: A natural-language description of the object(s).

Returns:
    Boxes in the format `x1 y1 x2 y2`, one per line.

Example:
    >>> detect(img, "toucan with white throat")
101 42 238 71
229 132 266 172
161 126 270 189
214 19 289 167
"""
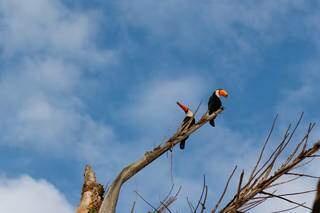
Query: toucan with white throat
208 89 228 127
176 101 195 150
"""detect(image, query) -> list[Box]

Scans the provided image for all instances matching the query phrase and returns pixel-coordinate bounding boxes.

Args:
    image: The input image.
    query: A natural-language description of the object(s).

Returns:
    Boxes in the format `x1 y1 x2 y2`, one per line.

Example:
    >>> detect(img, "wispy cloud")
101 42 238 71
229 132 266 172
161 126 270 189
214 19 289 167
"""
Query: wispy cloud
122 76 208 130
0 0 116 162
0 0 114 63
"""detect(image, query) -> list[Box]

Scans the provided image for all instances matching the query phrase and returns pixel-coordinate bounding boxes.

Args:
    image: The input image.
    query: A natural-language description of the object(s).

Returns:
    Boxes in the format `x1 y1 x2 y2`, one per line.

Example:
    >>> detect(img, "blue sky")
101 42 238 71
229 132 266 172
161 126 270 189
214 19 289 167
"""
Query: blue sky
0 0 320 212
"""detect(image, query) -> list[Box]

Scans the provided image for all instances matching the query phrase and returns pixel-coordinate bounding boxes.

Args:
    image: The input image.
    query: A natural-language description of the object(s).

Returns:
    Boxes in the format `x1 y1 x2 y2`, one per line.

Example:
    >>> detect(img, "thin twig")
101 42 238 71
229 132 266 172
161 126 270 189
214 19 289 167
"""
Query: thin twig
157 184 175 210
170 151 174 183
249 115 278 181
215 166 237 210
130 201 136 213
285 122 315 164
267 176 302 188
194 175 206 212
159 201 173 213
193 99 203 117
261 191 312 210
274 189 316 197
293 158 315 170
270 203 305 213
157 186 181 212
200 185 208 213
134 191 157 211
239 198 268 212
187 197 195 212
245 124 291 189
236 170 244 203
285 172 320 179
217 116 320 213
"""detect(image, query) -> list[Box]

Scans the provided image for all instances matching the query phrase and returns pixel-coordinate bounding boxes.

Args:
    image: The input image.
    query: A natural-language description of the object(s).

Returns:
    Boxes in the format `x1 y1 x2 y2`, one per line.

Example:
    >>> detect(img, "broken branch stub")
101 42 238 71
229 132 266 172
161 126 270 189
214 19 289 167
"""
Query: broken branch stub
76 165 105 213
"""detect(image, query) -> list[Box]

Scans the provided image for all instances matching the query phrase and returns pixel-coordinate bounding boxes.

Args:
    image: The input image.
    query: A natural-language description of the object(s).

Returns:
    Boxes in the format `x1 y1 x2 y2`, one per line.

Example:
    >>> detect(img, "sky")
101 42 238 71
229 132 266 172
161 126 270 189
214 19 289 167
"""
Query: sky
0 0 320 212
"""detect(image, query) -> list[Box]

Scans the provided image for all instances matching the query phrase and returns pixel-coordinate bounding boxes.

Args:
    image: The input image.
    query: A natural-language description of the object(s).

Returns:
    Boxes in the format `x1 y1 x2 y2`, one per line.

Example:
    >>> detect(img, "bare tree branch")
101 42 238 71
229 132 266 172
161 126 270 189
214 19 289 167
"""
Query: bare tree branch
200 185 208 213
215 115 320 213
187 197 195 212
248 115 278 182
156 184 175 210
285 172 320 179
214 166 237 211
260 191 312 210
79 108 319 213
134 190 157 211
270 203 306 213
157 186 181 213
236 170 244 203
312 180 320 213
98 108 224 213
191 175 209 213
194 175 207 212
130 201 136 213
76 165 105 213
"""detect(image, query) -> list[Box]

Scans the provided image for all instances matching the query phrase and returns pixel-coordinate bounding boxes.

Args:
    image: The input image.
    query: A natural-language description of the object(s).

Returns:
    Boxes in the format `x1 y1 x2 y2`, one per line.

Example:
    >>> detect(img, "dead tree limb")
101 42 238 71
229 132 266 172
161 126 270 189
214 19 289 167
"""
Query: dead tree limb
157 186 181 212
130 201 136 213
98 108 224 213
312 179 320 213
76 165 105 213
260 191 312 210
192 175 209 213
134 190 157 211
194 175 207 212
214 115 320 213
215 166 237 211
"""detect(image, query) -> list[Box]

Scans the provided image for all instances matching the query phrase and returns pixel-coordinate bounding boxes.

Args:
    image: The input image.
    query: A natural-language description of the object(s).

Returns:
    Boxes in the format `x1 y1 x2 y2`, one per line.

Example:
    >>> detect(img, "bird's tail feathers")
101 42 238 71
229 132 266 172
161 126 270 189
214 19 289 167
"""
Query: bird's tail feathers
209 119 216 127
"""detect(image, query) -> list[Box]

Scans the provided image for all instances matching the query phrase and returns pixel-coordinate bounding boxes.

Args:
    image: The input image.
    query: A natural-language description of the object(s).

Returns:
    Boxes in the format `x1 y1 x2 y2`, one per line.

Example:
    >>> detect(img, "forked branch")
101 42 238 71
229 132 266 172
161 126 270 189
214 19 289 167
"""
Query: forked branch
214 115 320 213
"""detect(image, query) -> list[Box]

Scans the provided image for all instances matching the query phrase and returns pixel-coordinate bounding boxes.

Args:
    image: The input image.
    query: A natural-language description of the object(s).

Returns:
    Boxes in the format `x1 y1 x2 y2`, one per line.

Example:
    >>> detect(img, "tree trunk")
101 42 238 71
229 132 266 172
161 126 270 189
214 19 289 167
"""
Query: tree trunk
312 180 320 213
76 165 105 213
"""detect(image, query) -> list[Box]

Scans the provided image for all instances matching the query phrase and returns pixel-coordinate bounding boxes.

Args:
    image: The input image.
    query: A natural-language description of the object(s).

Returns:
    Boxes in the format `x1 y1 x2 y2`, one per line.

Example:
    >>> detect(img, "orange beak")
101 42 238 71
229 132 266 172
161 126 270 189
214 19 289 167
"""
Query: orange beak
176 101 189 113
219 89 228 98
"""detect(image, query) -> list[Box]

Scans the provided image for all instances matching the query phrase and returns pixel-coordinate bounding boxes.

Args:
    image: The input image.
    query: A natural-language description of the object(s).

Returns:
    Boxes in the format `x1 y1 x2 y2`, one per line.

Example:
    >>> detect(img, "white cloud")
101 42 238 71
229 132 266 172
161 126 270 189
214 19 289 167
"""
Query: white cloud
118 0 307 47
122 76 209 133
275 57 320 123
0 0 113 64
0 175 74 213
0 0 117 162
116 0 313 86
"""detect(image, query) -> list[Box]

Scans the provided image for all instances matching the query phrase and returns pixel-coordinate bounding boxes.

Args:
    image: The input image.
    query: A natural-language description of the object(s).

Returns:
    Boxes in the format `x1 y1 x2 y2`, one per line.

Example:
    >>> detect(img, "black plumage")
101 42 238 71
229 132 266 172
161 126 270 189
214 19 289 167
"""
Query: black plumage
176 101 195 150
179 116 195 150
208 91 222 127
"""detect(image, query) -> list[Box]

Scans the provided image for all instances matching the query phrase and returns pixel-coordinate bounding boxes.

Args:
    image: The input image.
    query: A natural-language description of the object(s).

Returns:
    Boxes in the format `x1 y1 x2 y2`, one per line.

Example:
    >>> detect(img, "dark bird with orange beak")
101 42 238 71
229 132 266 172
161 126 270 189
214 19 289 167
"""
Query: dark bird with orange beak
208 89 228 127
176 101 195 150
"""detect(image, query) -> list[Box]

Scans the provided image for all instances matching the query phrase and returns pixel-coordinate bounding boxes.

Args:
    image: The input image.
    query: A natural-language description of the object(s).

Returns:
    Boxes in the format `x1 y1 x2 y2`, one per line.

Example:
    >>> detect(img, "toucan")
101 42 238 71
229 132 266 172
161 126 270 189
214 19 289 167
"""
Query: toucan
176 101 195 150
208 89 228 127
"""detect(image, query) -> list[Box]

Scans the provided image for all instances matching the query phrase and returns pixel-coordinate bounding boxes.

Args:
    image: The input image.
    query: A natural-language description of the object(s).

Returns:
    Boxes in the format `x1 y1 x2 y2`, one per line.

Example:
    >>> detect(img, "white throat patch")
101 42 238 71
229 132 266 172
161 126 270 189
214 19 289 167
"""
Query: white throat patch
186 110 193 117
215 90 220 97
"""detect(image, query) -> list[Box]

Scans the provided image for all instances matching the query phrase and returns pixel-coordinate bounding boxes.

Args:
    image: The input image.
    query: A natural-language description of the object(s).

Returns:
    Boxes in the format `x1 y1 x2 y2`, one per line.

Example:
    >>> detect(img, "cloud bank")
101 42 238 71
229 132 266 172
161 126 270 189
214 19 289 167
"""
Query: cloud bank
0 175 73 213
